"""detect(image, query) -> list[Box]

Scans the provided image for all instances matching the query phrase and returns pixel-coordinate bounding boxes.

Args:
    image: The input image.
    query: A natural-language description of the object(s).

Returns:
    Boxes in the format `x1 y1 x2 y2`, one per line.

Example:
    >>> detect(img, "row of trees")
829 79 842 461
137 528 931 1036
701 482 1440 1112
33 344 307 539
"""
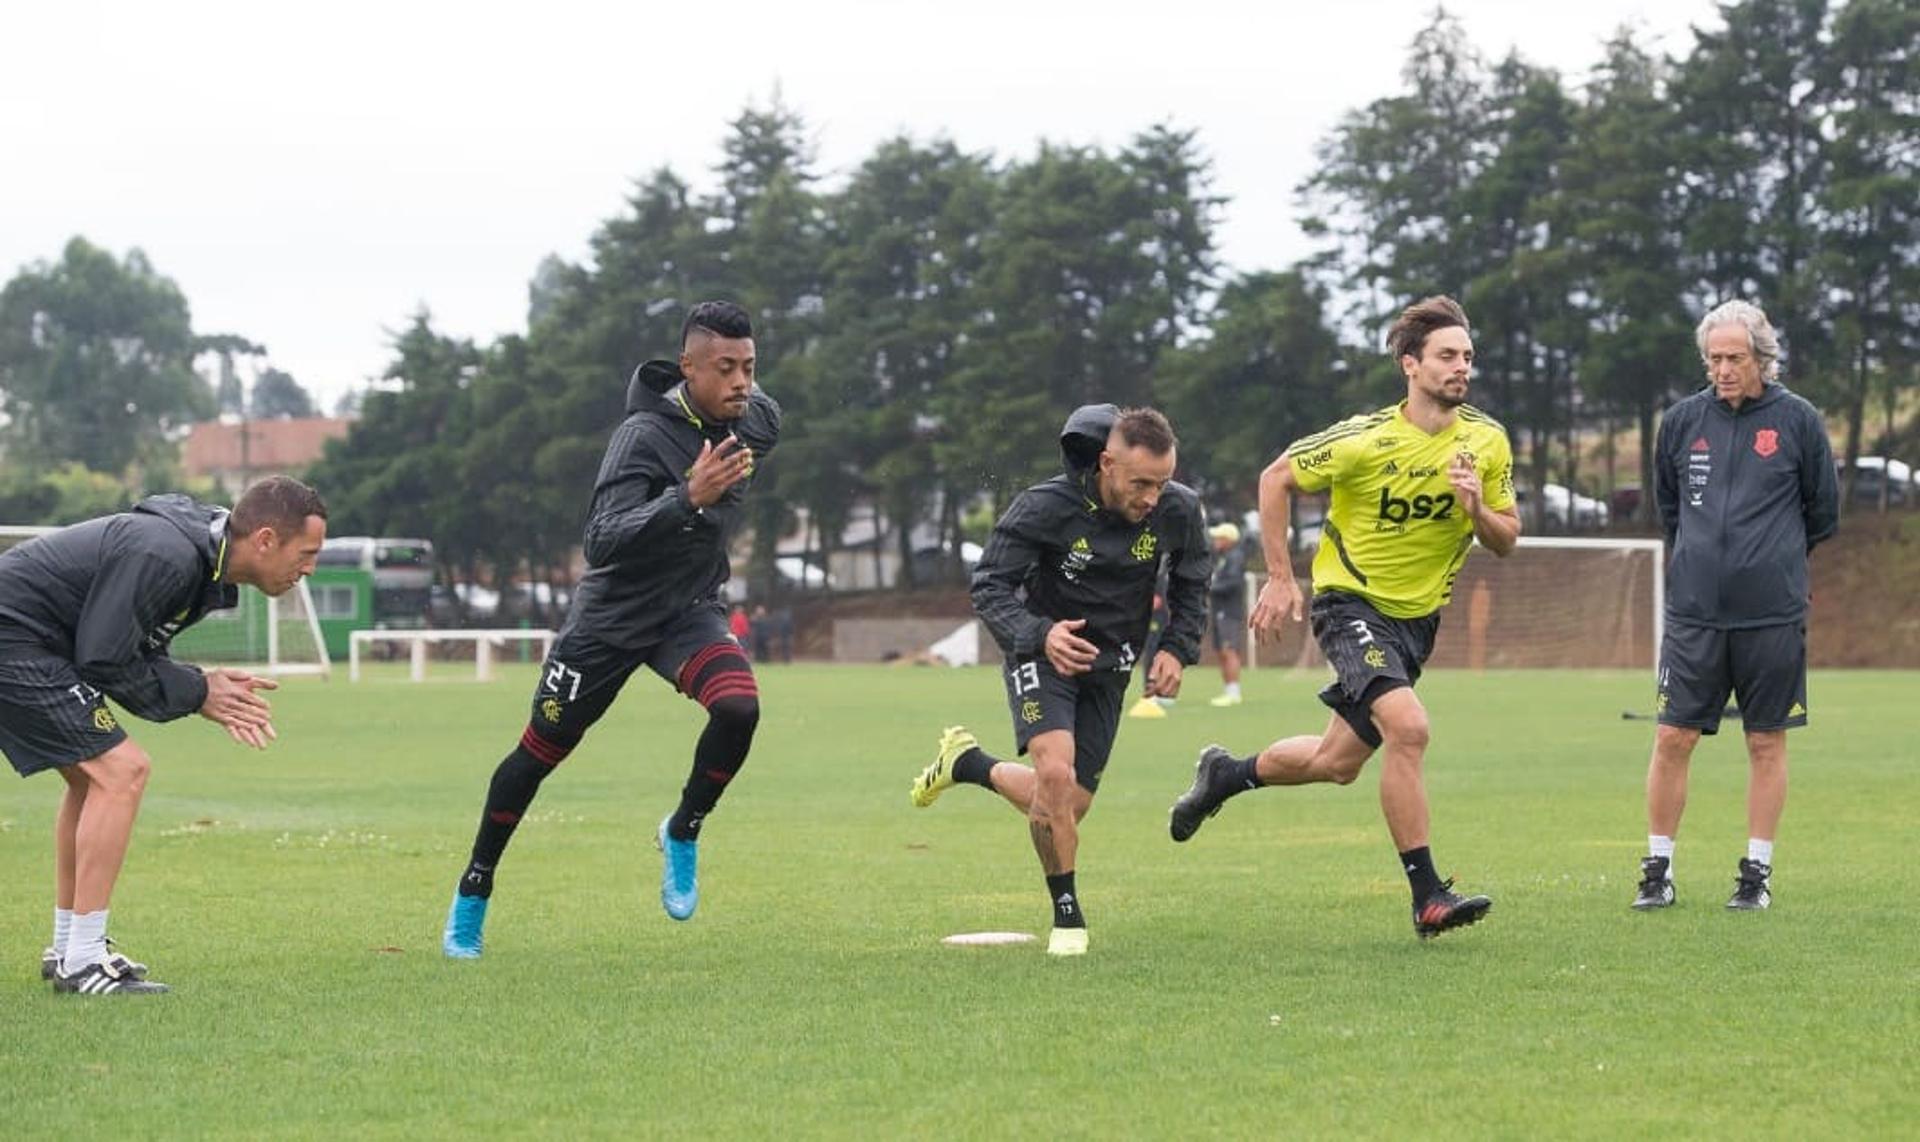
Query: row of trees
0 239 321 521
3 0 1912 599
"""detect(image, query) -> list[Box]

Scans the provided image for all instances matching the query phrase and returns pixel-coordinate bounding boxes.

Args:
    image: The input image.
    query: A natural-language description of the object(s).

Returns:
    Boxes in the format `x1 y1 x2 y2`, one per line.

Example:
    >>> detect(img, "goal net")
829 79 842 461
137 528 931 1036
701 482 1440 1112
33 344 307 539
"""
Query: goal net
0 525 332 677
1247 536 1662 674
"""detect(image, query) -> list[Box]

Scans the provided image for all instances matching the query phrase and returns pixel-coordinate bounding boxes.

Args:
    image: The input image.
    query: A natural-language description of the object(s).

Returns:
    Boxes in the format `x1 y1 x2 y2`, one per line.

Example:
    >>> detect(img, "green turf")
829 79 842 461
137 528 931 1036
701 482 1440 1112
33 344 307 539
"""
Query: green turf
3 665 1914 1138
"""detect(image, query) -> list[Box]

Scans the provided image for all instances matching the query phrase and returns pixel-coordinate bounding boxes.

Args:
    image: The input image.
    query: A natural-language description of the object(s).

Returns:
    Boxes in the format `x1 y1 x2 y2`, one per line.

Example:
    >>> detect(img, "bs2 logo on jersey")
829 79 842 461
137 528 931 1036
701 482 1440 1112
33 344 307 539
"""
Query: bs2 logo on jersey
1376 487 1456 524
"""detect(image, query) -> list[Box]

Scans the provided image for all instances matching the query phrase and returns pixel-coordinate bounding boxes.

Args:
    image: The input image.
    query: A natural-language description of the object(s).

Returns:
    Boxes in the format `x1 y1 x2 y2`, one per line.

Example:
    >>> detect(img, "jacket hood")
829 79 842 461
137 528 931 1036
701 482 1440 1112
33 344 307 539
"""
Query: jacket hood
626 359 685 415
625 358 780 452
131 493 227 572
1060 403 1119 474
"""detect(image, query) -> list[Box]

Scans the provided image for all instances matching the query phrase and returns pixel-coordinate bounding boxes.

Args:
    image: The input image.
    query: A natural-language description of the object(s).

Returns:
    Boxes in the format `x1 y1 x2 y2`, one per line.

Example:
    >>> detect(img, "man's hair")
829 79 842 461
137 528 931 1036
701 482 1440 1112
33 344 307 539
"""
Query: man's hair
681 300 754 347
1386 295 1471 361
231 475 327 536
1696 299 1782 381
1110 407 1177 455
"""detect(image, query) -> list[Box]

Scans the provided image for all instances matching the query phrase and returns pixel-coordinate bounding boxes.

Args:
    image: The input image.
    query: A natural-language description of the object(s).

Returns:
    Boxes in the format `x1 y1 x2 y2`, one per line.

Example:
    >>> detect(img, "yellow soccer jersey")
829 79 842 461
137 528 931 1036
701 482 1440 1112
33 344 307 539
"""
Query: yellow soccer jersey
1287 402 1516 618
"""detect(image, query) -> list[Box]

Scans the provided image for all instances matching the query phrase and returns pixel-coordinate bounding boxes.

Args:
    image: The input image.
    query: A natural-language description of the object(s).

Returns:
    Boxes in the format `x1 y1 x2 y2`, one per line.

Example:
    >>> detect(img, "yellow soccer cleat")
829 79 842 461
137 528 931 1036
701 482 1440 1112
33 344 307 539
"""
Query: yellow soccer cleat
1046 927 1089 956
911 725 978 808
1208 692 1243 707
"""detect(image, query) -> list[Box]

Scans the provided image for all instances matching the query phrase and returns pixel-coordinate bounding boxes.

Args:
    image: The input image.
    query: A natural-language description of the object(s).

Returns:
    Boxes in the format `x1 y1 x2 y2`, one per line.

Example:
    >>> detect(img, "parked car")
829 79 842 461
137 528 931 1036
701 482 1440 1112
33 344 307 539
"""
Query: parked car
1515 482 1609 530
1840 456 1913 506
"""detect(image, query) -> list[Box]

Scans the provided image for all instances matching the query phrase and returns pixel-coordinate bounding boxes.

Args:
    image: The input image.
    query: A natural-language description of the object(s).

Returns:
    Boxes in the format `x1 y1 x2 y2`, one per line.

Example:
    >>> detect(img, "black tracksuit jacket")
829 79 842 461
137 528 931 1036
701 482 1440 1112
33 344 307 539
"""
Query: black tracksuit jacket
971 469 1210 672
1654 382 1839 630
565 360 781 648
0 495 236 720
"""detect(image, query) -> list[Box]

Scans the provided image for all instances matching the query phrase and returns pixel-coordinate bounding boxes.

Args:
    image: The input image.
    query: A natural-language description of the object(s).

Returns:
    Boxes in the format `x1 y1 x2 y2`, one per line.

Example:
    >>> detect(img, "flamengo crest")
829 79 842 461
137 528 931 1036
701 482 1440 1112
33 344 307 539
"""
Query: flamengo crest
1753 429 1779 458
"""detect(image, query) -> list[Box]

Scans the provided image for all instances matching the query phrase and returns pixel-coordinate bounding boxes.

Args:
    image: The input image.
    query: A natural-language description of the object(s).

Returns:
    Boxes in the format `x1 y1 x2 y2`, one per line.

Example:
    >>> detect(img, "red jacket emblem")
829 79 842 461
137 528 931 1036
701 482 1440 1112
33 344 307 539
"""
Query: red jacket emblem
1753 429 1779 458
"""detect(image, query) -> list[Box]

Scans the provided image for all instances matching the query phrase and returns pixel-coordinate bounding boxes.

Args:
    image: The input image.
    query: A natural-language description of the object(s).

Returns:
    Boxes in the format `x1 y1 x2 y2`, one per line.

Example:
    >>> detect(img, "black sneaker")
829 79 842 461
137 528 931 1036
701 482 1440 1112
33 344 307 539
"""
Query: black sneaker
1169 744 1238 843
1631 856 1675 910
1726 859 1771 910
1413 879 1492 939
41 937 149 981
53 958 169 996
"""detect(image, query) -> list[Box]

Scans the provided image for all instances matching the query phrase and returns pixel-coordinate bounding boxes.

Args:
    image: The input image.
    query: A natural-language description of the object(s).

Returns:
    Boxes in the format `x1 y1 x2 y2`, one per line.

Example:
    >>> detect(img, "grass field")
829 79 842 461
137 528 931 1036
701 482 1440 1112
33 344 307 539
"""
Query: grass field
2 664 1915 1138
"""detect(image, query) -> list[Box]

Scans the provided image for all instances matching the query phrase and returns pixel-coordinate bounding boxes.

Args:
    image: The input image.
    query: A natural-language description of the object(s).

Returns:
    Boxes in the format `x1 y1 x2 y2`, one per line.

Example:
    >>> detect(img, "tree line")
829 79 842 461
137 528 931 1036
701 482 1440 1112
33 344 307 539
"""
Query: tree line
1 0 1912 602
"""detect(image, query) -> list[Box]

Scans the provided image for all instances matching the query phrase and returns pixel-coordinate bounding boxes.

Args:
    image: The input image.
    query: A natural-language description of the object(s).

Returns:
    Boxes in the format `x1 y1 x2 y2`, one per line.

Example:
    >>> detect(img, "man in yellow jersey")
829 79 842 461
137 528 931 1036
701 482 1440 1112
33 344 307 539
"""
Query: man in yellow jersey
1166 295 1521 939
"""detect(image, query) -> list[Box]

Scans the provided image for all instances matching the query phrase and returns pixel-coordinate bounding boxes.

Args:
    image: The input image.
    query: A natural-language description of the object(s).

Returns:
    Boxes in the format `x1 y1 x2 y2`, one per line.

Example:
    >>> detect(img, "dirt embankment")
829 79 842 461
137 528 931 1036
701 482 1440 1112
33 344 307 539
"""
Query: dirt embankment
783 513 1920 668
1807 513 1920 667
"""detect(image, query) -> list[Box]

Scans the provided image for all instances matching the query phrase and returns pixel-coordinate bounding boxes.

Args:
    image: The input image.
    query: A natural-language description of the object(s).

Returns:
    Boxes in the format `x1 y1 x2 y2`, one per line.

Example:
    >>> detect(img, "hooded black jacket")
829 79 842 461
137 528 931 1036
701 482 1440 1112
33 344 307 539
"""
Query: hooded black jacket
971 405 1210 671
565 360 781 648
1654 382 1839 629
0 495 237 720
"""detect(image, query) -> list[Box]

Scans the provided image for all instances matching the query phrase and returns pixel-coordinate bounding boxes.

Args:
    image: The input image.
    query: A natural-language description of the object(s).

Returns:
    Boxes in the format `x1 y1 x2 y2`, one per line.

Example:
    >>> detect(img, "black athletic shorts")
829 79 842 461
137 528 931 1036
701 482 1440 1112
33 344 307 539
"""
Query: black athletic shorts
527 603 745 744
0 655 130 777
1310 591 1439 750
1210 603 1247 656
1657 620 1807 734
1001 656 1129 794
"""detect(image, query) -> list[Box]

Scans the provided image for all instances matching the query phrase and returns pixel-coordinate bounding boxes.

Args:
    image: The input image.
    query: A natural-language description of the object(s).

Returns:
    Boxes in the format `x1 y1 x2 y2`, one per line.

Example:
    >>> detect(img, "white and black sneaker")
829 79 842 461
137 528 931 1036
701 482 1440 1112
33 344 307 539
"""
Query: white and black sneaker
41 937 149 981
54 957 169 995
1631 856 1676 910
1726 859 1772 911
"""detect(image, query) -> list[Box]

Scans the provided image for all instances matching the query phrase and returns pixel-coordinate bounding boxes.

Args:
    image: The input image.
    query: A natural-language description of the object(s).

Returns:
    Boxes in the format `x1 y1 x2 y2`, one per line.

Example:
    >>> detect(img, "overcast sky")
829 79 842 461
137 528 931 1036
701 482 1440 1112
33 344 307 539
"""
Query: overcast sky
4 0 1725 410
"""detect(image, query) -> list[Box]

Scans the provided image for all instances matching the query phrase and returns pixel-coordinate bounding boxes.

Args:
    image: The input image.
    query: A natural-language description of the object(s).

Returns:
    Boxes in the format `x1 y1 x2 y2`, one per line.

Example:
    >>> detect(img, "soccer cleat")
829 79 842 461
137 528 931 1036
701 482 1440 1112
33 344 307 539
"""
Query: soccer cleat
1046 927 1089 957
53 958 169 996
43 937 149 981
911 725 977 808
1413 879 1493 939
1631 856 1676 910
658 817 698 921
1169 744 1238 843
442 892 489 958
1726 859 1771 910
1208 692 1242 707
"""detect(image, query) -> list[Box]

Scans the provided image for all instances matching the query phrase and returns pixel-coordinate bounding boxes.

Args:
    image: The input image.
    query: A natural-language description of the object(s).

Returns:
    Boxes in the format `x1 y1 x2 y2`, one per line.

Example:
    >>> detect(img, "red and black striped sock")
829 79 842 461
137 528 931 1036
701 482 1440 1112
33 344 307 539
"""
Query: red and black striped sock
667 644 760 842
459 726 575 897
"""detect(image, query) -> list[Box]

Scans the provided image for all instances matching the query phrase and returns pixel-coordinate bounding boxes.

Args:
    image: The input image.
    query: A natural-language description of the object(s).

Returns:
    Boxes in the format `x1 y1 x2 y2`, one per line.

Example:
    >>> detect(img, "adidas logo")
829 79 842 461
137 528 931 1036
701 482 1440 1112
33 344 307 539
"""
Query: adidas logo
1382 460 1399 474
1789 702 1805 717
1691 437 1710 451
1071 537 1091 553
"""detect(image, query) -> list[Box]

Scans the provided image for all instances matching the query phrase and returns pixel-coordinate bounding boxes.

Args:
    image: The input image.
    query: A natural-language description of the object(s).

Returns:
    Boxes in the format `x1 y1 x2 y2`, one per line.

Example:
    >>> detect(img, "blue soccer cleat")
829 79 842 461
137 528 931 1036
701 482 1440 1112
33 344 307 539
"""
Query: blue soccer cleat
658 817 699 921
442 893 489 959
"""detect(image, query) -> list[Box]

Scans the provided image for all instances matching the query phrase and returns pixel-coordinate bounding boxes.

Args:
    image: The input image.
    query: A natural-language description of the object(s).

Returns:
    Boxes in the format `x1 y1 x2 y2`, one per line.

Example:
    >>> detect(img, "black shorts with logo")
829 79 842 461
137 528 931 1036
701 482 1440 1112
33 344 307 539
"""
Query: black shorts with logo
1001 656 1129 794
1310 591 1440 750
1657 620 1807 734
526 603 743 745
0 655 130 777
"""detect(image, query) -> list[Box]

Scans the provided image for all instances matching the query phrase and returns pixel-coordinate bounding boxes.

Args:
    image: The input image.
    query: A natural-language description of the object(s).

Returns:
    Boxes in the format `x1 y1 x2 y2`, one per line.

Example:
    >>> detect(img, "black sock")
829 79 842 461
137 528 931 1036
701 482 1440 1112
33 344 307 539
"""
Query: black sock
460 735 568 896
1221 755 1262 794
669 695 758 841
953 746 1001 789
1046 872 1085 929
1399 846 1444 905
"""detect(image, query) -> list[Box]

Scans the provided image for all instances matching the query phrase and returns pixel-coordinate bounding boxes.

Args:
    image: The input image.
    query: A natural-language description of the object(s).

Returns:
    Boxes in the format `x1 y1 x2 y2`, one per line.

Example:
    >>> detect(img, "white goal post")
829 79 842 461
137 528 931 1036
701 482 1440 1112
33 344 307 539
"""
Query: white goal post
0 525 332 678
348 628 558 683
1243 535 1664 676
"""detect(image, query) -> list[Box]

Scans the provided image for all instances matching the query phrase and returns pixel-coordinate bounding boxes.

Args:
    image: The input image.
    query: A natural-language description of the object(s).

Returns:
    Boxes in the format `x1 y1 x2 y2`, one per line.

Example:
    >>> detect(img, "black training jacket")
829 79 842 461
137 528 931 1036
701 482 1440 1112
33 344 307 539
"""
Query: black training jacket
1654 382 1838 629
566 360 781 648
0 495 237 720
971 468 1210 673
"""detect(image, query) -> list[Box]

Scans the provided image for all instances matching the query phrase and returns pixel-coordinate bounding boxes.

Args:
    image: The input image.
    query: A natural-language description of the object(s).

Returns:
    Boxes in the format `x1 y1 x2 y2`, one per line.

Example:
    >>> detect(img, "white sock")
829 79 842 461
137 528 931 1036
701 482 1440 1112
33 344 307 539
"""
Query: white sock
1649 835 1674 876
63 910 108 974
52 908 73 955
1747 838 1773 868
1224 682 1241 699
